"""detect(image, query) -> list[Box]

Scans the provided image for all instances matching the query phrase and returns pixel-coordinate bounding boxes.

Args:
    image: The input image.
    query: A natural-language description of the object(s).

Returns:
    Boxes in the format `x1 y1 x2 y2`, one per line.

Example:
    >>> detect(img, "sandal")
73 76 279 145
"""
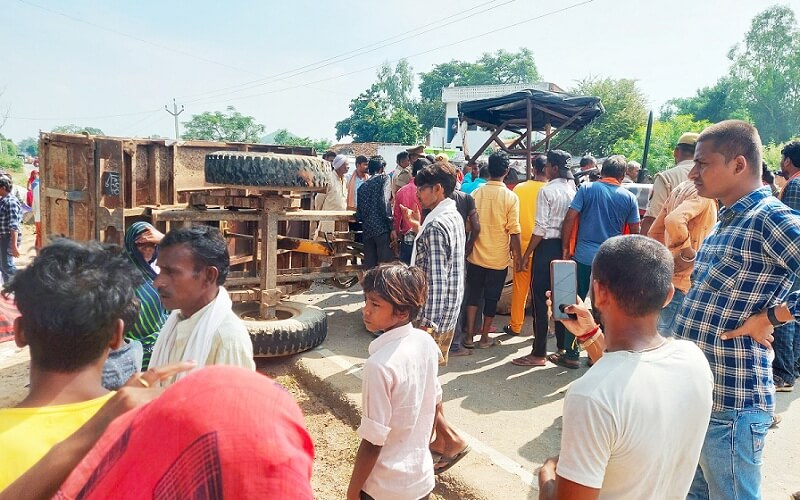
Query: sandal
434 445 471 475
475 339 500 349
511 355 546 367
547 352 580 369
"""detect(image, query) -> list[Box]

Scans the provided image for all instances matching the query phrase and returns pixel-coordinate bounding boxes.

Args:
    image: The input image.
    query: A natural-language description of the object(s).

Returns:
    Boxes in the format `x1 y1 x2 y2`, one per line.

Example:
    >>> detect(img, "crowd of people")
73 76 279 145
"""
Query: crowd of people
1 119 799 499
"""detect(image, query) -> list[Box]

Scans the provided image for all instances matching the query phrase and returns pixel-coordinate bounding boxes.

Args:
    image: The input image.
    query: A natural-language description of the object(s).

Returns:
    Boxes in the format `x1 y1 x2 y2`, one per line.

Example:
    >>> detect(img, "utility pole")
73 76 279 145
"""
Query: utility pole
164 98 185 139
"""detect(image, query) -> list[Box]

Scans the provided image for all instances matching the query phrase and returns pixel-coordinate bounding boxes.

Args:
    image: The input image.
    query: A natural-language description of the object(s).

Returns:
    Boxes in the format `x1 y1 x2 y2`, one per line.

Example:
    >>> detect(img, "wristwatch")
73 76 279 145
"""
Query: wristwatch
766 307 789 328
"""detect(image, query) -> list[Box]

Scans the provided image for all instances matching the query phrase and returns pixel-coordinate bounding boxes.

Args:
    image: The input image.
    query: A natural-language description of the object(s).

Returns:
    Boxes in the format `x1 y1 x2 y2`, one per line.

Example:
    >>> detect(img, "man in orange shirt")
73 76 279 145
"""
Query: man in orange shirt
505 154 547 335
648 179 717 336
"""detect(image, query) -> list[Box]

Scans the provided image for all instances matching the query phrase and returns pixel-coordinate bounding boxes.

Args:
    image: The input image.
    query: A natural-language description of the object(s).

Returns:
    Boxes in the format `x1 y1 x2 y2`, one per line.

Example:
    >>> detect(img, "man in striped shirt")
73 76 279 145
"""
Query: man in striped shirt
675 121 800 499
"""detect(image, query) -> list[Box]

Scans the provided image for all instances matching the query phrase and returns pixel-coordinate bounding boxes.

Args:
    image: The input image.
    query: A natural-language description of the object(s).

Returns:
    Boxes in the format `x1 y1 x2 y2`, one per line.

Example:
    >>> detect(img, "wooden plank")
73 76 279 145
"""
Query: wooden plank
278 210 355 221
151 209 261 222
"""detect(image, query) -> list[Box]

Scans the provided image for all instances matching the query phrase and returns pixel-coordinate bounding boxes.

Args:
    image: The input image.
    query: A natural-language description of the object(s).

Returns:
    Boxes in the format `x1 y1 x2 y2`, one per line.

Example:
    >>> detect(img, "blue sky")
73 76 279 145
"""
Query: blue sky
2 0 797 143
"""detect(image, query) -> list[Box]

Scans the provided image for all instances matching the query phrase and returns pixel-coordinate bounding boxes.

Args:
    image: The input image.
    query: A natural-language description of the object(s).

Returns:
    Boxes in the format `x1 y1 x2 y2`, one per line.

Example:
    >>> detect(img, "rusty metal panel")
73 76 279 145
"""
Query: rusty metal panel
94 138 125 244
40 133 94 243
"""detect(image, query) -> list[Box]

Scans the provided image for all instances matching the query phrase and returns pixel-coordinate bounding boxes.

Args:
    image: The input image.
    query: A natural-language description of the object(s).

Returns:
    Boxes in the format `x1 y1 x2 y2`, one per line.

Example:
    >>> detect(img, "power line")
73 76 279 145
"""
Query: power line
8 108 162 121
16 0 265 77
191 0 596 108
177 0 508 103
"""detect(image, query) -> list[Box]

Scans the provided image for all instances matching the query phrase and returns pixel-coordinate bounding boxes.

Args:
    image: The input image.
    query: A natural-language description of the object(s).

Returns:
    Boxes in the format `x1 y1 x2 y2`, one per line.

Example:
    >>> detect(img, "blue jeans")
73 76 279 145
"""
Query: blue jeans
657 288 686 337
687 409 772 500
0 234 16 282
773 320 799 385
399 241 413 265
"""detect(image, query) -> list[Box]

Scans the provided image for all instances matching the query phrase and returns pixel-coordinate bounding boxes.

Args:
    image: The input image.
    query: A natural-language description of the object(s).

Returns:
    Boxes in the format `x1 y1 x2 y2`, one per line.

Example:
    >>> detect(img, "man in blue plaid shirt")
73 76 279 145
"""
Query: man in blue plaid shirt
0 176 22 282
675 121 800 500
772 141 800 393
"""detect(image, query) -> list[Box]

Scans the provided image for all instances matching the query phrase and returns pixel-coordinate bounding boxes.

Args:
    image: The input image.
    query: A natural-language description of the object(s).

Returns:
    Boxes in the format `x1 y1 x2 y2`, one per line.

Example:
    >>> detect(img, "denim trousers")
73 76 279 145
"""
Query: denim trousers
657 288 686 337
773 318 799 386
687 408 772 500
0 234 16 282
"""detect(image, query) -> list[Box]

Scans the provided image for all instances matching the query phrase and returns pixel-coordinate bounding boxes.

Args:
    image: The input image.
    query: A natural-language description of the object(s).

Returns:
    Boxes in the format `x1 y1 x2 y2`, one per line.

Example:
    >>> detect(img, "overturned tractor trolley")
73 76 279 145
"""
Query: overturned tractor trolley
39 133 360 356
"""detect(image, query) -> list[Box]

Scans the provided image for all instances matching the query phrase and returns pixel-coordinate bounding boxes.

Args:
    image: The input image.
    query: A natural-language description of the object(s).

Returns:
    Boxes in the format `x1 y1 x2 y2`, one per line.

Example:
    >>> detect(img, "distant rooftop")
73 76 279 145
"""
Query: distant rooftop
441 82 564 103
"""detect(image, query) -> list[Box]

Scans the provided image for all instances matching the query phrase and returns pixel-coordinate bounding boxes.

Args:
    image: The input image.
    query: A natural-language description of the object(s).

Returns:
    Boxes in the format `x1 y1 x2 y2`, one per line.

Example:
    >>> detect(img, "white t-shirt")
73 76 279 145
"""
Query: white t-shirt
357 323 442 500
557 339 713 499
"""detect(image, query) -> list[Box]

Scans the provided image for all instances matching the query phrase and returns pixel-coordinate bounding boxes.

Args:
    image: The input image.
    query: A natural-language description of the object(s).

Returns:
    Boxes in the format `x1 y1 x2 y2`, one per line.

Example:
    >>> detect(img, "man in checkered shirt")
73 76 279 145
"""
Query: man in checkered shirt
675 121 800 500
410 162 471 474
0 175 22 282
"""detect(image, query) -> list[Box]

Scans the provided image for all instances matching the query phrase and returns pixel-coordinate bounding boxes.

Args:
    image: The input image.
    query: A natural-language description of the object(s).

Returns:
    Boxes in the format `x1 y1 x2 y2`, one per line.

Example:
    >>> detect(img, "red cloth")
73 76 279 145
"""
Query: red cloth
56 366 315 499
393 179 419 235
0 295 19 343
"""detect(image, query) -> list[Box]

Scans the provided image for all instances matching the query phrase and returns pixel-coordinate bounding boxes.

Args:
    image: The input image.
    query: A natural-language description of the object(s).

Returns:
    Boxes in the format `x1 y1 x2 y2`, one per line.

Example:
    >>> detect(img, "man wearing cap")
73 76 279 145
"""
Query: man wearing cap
640 132 699 235
314 154 349 239
560 155 640 369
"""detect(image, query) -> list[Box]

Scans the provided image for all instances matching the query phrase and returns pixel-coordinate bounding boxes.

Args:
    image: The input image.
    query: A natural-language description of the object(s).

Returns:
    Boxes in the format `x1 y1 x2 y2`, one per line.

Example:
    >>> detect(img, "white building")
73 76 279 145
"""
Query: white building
430 82 564 157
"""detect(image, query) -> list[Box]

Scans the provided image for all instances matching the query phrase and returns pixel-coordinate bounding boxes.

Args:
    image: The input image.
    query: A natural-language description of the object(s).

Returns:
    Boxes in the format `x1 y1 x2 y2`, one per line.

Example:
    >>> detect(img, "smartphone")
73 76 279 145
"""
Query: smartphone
551 260 577 321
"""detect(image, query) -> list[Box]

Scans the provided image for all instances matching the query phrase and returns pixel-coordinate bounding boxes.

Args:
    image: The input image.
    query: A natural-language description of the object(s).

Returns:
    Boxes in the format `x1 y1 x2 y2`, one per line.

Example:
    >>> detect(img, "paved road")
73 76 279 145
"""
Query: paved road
298 282 800 500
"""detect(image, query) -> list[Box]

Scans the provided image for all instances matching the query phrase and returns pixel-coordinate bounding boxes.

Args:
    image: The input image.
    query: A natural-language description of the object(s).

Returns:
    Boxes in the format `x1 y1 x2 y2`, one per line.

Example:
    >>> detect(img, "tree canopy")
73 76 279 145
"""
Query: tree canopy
662 5 800 144
335 61 424 144
182 106 265 143
416 48 540 131
17 137 38 156
566 77 648 157
271 128 332 152
613 114 711 174
52 124 105 135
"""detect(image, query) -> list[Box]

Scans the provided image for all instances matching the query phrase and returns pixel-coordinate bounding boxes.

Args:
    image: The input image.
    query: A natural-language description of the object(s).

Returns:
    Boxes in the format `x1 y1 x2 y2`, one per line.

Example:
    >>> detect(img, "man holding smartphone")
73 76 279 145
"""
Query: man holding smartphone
538 235 713 499
512 150 576 368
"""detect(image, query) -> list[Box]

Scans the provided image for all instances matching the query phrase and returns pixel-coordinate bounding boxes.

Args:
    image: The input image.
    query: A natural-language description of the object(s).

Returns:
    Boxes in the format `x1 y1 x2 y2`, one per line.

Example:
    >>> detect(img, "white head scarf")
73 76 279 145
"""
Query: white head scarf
333 154 348 169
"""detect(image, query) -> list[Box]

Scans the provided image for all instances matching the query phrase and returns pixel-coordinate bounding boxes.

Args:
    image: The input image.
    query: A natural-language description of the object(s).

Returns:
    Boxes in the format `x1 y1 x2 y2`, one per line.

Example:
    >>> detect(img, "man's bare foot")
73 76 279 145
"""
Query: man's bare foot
450 347 473 357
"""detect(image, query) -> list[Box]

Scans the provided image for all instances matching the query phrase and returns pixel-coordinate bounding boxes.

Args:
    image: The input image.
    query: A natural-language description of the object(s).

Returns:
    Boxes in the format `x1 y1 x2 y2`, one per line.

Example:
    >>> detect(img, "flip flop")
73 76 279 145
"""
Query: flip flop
462 341 475 349
434 445 471 475
450 347 473 357
511 356 546 367
547 352 580 369
475 339 500 349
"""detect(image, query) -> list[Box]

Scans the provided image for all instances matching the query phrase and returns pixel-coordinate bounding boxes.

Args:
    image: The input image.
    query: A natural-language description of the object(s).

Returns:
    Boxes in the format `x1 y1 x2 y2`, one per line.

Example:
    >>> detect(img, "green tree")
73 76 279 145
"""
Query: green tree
17 137 39 156
336 60 424 143
52 124 105 135
271 128 332 152
182 106 265 143
567 77 648 157
728 5 800 143
417 49 540 131
660 76 749 123
613 114 712 174
0 135 22 171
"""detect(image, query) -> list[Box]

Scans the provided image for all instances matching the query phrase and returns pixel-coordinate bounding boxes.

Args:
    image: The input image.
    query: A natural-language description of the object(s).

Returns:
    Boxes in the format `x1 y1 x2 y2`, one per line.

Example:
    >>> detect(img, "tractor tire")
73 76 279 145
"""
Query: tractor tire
205 151 331 189
236 301 328 357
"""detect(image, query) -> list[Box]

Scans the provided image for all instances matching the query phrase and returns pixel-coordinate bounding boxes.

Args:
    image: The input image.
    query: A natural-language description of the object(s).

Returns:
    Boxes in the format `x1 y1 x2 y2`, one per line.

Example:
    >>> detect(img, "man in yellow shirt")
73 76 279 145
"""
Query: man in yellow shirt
464 152 522 348
0 239 143 490
506 155 547 335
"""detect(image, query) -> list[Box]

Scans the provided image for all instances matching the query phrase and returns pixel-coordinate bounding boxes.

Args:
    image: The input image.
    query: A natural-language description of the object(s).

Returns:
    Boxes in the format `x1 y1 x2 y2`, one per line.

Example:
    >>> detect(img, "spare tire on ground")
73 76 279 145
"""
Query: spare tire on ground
205 151 331 189
235 301 328 357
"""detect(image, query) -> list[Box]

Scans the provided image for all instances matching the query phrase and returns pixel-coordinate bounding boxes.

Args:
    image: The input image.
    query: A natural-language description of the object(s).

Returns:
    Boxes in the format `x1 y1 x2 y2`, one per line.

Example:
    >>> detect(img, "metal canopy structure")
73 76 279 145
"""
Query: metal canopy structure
458 89 604 176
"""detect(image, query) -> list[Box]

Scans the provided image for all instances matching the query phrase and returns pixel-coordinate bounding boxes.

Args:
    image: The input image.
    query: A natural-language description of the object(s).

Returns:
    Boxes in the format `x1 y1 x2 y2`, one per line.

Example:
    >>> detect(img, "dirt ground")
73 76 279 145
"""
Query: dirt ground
0 348 446 500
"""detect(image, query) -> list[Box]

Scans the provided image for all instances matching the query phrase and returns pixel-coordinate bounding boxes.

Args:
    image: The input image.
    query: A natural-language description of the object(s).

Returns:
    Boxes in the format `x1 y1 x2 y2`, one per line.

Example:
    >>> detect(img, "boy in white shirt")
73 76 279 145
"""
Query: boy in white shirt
348 263 442 500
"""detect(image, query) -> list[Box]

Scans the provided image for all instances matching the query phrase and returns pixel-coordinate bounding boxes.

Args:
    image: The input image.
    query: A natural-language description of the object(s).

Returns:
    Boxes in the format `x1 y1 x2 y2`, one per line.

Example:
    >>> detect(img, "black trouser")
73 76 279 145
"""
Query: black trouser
363 232 394 269
466 262 507 318
531 239 567 357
